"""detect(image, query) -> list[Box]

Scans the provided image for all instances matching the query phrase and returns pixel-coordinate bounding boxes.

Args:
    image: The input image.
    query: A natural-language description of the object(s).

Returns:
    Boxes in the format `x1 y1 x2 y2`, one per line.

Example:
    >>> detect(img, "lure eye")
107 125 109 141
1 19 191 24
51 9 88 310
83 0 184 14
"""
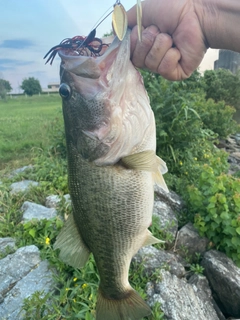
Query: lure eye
59 83 71 99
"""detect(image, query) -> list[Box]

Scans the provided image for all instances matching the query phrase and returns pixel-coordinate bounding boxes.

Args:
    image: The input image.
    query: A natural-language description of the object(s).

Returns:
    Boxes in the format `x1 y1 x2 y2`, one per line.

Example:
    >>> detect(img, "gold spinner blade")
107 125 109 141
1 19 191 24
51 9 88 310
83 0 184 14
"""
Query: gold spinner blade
137 0 142 41
112 0 142 41
112 1 128 41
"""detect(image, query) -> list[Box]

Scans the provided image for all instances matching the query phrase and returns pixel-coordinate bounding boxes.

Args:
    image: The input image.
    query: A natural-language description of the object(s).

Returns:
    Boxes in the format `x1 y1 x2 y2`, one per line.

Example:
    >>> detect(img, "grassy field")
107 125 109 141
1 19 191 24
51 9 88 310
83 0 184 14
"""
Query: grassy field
0 94 62 170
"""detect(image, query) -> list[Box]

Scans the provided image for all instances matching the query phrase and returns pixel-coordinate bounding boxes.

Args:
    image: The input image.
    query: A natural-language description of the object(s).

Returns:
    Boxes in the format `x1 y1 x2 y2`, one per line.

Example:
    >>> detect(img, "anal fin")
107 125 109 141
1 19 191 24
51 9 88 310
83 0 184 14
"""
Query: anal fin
143 229 165 247
53 214 90 269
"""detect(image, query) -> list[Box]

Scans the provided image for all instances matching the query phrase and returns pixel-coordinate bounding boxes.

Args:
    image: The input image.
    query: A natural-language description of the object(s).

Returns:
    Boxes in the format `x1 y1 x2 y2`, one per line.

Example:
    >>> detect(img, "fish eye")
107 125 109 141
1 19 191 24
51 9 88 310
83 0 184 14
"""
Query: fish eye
59 83 71 99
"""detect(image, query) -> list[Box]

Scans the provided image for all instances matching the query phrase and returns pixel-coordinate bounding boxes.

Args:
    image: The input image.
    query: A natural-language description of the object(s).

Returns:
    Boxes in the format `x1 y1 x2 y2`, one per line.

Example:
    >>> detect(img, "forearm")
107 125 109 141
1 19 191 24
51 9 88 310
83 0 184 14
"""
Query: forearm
194 0 240 52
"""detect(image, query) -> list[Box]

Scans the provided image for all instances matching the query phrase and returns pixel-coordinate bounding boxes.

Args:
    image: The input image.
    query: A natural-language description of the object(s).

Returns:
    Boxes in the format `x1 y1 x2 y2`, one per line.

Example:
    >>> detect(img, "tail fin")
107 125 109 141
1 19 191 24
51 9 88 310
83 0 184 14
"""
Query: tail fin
96 288 151 320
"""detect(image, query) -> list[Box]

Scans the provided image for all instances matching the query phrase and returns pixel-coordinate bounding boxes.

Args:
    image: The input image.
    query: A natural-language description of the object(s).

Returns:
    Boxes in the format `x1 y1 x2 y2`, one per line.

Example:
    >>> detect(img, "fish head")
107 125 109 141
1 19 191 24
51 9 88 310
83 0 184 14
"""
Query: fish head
59 30 156 164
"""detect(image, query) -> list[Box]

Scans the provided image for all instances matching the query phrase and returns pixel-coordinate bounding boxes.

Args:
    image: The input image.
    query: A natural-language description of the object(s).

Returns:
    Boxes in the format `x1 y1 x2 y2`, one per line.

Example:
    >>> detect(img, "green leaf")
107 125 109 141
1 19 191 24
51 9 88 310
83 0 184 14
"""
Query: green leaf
236 227 240 235
232 237 240 246
29 228 36 238
220 211 229 220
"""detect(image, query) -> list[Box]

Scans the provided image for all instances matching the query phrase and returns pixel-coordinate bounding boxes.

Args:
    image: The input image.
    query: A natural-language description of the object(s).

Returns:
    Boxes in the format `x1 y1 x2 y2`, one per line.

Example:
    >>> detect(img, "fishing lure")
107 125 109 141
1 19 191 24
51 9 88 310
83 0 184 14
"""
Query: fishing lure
44 1 142 65
137 0 142 41
112 0 142 41
43 30 110 65
112 1 128 41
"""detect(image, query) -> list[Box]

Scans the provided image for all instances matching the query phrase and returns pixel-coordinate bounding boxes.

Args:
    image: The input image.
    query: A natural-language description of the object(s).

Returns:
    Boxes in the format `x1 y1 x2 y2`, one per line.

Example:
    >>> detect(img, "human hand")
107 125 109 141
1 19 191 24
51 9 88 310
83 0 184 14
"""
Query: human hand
127 0 208 80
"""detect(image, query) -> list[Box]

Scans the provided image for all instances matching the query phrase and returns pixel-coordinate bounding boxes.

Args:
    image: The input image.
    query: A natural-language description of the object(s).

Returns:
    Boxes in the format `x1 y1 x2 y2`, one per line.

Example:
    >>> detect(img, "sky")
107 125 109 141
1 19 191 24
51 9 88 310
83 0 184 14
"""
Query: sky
0 0 218 93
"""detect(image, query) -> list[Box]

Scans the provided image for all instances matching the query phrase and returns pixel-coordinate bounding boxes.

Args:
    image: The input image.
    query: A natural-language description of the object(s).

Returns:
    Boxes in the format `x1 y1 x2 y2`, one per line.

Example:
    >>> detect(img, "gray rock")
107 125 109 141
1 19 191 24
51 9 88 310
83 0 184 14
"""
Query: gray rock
45 194 71 208
188 274 226 320
21 201 57 221
231 152 240 161
0 257 53 320
0 245 41 297
133 246 185 278
0 238 16 256
175 223 209 262
10 180 38 195
154 185 184 212
147 270 221 320
153 200 178 241
8 165 33 178
202 250 240 317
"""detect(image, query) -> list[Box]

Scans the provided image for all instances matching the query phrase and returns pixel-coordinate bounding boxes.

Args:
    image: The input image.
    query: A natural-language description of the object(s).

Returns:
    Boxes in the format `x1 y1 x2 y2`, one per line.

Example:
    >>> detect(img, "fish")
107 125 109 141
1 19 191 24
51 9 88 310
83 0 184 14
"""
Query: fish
54 29 168 320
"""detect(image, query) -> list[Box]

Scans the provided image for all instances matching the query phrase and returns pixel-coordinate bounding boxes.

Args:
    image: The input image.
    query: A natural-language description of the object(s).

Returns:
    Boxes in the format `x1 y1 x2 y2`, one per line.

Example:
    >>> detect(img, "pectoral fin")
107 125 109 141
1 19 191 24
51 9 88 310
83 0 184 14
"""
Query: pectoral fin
53 214 90 269
142 229 165 247
122 151 169 192
121 150 158 171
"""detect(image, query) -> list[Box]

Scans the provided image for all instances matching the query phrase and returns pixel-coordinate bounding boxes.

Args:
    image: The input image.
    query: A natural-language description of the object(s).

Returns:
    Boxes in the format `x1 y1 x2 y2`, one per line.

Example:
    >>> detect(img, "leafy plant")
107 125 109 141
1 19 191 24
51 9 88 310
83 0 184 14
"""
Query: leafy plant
189 264 204 275
185 161 240 266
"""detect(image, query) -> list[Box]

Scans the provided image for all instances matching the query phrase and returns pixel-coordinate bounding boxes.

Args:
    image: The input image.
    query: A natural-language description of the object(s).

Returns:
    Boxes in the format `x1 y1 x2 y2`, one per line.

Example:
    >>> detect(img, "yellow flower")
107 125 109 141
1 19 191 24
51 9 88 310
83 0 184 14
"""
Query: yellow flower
45 237 50 245
194 157 197 161
179 161 183 166
73 277 77 282
89 294 93 301
65 288 69 291
73 298 76 303
82 283 88 289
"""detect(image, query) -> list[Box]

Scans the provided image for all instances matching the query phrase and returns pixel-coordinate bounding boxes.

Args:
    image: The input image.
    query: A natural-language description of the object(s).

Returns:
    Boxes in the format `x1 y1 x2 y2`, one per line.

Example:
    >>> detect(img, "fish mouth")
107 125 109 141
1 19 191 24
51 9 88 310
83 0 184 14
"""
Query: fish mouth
58 34 121 79
58 35 115 59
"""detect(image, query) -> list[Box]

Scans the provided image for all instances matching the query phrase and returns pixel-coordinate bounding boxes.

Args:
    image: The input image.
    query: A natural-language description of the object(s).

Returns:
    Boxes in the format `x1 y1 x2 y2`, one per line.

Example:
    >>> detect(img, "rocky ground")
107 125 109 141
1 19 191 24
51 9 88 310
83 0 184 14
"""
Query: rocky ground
1 134 240 320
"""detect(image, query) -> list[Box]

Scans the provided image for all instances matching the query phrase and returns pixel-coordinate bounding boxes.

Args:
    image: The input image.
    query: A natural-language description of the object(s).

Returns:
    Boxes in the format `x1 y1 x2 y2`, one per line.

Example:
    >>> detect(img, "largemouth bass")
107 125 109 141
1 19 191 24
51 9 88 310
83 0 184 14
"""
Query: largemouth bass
54 29 168 320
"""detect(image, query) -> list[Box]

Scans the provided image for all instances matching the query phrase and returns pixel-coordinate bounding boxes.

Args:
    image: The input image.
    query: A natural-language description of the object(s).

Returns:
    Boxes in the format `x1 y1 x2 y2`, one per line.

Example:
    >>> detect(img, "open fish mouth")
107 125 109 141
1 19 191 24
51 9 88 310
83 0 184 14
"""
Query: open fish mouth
58 36 114 58
43 31 115 65
58 34 123 81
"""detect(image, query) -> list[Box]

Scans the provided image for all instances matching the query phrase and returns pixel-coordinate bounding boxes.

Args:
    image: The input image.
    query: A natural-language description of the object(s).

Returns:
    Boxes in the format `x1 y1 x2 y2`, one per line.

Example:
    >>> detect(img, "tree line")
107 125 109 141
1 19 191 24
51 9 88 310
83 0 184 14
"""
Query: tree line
0 77 42 98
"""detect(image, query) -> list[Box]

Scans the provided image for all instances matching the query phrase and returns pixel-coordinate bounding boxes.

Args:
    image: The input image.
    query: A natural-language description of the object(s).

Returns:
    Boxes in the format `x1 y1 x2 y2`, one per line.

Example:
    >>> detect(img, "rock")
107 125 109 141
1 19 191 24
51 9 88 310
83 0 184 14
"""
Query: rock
8 165 33 178
45 194 71 208
21 201 57 221
188 274 226 320
153 200 178 241
0 238 16 256
154 185 184 212
0 246 54 320
231 152 240 161
0 246 41 296
175 223 209 262
133 246 185 278
146 270 222 320
10 180 39 195
201 250 240 317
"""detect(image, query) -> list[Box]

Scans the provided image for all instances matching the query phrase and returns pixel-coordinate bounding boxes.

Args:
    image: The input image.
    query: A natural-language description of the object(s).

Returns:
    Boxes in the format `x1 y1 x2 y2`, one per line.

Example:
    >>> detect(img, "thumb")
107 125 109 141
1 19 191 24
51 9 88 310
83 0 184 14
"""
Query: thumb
126 4 138 28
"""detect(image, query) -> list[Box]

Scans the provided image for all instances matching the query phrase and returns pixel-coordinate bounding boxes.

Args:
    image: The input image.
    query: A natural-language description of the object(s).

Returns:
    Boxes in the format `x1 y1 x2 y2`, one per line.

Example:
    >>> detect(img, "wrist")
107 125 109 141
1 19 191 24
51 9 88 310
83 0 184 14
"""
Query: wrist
194 0 240 52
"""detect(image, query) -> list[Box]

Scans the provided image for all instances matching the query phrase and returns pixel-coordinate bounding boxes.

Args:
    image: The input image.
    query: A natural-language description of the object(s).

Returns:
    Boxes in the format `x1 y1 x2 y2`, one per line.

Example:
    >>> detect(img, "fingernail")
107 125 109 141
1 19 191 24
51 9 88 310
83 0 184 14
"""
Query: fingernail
145 25 160 36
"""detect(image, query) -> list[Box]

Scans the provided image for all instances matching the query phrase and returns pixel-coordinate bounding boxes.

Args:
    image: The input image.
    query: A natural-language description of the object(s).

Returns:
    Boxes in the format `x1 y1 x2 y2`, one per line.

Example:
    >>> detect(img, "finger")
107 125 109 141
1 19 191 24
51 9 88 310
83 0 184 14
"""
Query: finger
156 47 189 81
130 25 160 69
144 33 173 73
127 0 158 28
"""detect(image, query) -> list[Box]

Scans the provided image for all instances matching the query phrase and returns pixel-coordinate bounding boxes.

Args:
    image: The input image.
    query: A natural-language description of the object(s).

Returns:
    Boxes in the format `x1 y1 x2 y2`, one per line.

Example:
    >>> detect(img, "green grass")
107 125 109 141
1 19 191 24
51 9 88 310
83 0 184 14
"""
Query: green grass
0 94 62 169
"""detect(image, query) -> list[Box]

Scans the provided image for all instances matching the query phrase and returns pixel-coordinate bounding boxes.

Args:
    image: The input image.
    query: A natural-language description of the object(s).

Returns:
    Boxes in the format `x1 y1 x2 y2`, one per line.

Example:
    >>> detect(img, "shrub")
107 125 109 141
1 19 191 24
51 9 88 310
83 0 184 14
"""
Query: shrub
186 160 240 266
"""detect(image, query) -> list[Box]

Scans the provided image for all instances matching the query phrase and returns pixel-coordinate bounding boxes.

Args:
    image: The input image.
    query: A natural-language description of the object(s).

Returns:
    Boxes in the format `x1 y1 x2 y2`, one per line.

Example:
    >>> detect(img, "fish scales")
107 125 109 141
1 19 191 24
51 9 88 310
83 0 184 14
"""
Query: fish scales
68 142 153 296
54 29 168 320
